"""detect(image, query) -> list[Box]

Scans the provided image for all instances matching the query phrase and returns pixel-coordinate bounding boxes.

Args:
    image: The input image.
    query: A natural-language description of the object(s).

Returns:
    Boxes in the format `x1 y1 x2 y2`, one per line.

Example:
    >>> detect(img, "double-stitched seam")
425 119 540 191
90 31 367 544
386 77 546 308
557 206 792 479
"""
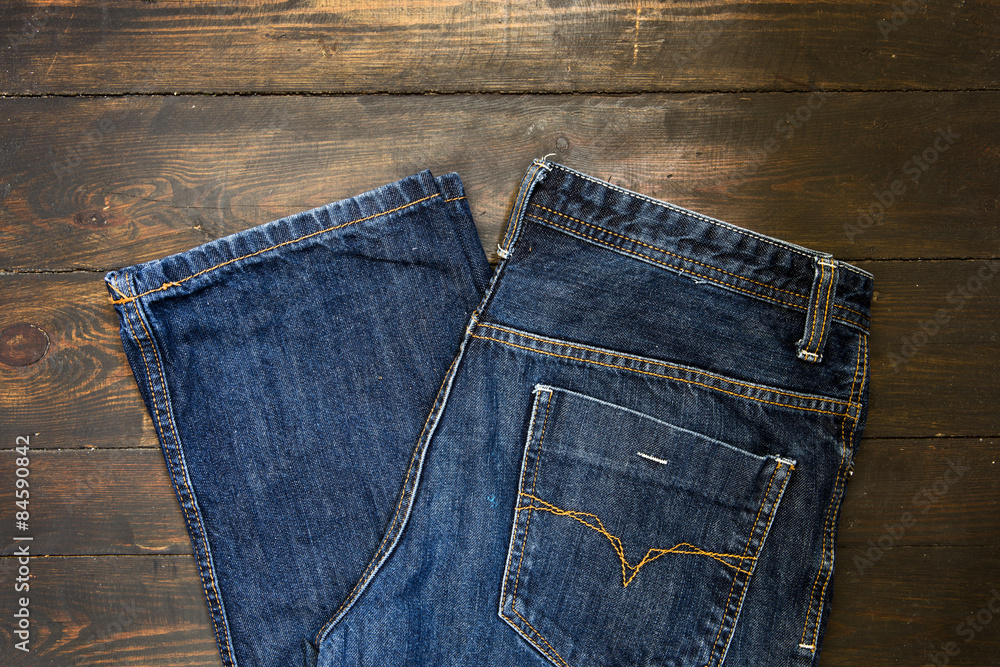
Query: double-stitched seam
704 462 787 667
802 263 827 354
122 297 237 666
546 163 873 282
510 392 553 606
313 353 461 645
499 389 547 611
798 332 865 650
799 259 837 361
475 323 854 411
106 280 130 300
799 334 868 651
712 468 793 667
533 204 813 305
547 164 815 259
526 212 866 329
500 162 547 254
470 332 850 418
815 262 837 353
528 207 868 323
111 193 442 305
503 391 570 667
513 609 570 667
516 492 759 583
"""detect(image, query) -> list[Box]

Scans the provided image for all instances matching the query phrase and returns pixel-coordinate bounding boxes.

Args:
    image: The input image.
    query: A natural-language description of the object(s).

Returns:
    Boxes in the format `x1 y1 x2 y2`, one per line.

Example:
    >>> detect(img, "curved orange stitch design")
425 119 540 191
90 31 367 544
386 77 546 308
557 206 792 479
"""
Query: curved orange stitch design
516 492 758 587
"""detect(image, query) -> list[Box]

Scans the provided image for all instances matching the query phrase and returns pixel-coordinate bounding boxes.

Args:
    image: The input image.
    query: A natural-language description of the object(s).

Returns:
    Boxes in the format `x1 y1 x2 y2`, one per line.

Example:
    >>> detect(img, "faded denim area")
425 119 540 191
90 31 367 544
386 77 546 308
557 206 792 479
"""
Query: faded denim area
107 161 872 667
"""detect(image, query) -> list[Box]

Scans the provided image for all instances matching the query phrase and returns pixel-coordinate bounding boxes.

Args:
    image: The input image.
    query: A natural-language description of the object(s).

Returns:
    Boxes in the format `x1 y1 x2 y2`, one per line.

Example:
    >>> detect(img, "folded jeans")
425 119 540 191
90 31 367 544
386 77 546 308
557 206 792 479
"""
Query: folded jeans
105 159 872 667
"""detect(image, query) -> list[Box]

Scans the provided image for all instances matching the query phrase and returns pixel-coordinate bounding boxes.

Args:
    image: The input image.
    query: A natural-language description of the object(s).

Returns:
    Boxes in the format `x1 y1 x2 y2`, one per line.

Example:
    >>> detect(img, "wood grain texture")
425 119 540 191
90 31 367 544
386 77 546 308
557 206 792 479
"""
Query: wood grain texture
823 546 1000 667
0 449 189 556
839 438 1000 548
0 555 219 666
1 94 998 270
0 274 157 450
0 1 998 95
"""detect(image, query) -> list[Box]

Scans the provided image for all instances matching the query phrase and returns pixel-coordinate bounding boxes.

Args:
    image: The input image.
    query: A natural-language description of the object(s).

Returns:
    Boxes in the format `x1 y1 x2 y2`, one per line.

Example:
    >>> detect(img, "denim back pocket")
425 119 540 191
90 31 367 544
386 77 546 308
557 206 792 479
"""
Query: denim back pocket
500 385 795 667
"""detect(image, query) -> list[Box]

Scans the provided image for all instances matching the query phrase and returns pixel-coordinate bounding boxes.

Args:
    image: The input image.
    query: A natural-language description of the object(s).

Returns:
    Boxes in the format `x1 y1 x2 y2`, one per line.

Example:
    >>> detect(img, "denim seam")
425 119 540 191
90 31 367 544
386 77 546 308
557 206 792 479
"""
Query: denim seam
110 192 443 305
535 384 780 460
501 388 571 667
471 323 856 416
499 162 549 256
546 163 873 281
526 209 867 329
515 492 760 582
717 466 794 667
510 390 552 612
117 286 238 667
313 352 463 647
796 260 836 363
705 461 793 667
532 204 817 306
798 332 866 652
497 387 545 627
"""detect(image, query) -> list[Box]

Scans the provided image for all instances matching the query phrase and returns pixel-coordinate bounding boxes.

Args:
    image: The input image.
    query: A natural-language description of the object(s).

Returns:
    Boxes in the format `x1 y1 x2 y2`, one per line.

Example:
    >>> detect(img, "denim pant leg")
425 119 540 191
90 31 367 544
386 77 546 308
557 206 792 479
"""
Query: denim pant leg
105 171 490 666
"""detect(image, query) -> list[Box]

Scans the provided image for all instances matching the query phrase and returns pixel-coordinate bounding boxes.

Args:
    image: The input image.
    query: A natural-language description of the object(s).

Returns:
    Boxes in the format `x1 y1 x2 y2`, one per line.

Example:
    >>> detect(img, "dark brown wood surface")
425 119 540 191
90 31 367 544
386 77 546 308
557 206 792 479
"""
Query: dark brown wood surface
2 1 999 94
1 1 998 666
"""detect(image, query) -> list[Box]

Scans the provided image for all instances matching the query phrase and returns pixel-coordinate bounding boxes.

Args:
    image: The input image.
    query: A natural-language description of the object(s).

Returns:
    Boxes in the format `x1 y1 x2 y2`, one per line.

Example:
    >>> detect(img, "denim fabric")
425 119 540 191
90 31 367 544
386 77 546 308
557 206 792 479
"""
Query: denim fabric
106 160 872 667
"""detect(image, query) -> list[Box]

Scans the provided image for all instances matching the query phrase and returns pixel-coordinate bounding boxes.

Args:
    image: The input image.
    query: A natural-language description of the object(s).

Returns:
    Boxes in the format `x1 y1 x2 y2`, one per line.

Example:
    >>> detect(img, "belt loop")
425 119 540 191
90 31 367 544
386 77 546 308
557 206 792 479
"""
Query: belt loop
497 159 552 259
796 255 838 363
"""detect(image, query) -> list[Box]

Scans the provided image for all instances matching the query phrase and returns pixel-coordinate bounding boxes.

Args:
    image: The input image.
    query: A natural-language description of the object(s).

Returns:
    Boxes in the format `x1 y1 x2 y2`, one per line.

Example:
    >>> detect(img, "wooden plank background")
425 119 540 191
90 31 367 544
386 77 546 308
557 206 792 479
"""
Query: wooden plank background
1 1 998 665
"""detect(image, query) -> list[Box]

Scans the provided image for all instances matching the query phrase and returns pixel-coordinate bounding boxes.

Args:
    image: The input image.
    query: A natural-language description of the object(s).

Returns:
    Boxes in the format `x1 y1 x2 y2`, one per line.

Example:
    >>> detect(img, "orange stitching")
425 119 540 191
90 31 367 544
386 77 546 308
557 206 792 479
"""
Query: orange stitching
804 262 836 355
803 334 866 649
318 353 461 641
468 332 851 418
107 280 130 299
503 390 570 667
512 608 571 667
124 301 234 664
516 493 757 584
713 468 793 666
706 462 783 666
529 204 869 322
532 204 811 301
527 212 867 328
510 392 553 606
502 163 545 252
814 262 836 355
500 389 549 610
475 323 854 409
798 332 864 647
526 213 802 310
111 193 442 305
803 262 828 354
442 195 466 203
802 263 823 353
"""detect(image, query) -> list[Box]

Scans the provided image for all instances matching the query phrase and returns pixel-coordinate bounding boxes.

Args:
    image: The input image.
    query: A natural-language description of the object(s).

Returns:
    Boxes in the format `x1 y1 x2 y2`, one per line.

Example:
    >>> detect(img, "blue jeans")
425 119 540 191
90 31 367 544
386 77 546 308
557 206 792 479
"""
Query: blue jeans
106 160 872 667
